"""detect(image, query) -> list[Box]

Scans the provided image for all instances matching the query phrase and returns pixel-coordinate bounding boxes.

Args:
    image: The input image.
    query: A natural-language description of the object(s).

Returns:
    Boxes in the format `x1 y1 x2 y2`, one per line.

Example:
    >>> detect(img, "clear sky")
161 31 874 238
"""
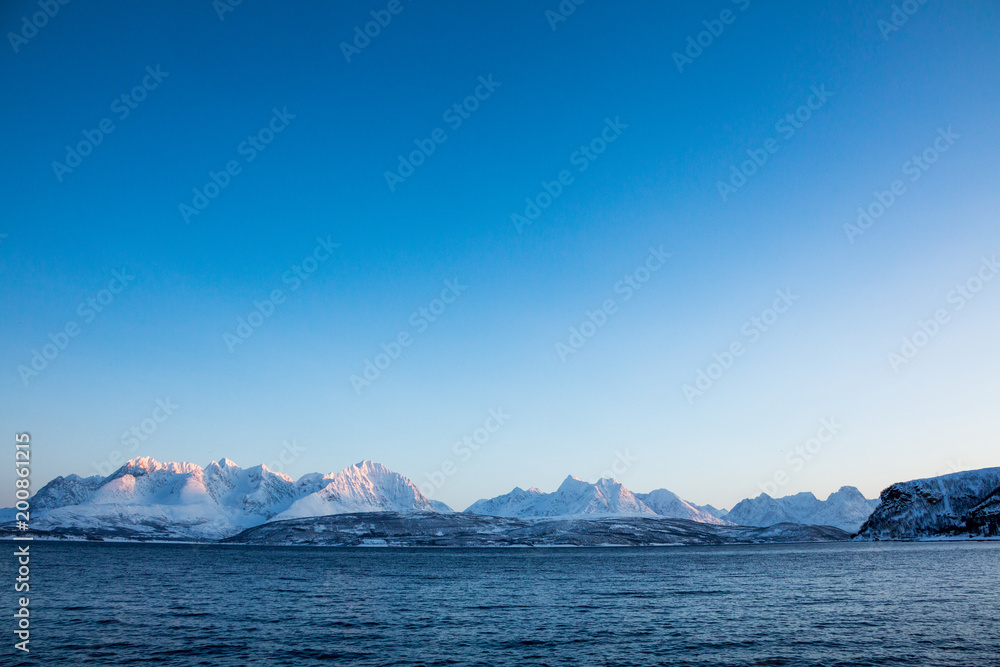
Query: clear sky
2 0 999 511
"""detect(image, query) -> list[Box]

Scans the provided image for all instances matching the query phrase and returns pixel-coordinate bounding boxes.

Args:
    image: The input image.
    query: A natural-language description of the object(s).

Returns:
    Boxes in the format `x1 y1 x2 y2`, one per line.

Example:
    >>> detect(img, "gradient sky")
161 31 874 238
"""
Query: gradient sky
2 0 999 511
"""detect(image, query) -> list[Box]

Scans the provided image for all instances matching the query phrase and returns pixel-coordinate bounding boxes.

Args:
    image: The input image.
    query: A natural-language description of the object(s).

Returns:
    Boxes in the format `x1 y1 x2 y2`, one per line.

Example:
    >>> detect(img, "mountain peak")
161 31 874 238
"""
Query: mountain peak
117 457 201 477
123 455 161 470
248 463 293 482
827 486 865 500
206 457 241 472
353 459 390 473
63 473 104 483
556 475 591 492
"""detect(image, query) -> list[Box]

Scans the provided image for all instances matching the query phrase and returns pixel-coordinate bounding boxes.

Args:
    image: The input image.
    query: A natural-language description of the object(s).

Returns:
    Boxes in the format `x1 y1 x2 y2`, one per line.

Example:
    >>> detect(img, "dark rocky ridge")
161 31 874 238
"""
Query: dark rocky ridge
221 512 851 547
857 467 1000 539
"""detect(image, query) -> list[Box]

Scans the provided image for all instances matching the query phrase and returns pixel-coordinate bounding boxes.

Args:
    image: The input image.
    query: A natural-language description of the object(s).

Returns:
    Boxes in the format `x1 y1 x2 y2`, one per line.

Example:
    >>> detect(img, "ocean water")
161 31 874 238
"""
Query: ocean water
6 540 1000 666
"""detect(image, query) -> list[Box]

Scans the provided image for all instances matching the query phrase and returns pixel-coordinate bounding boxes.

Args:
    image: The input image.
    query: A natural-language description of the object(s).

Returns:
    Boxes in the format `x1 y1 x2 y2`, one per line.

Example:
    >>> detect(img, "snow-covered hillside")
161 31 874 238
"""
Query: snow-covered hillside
24 457 448 539
857 467 1000 539
465 476 729 524
30 473 105 510
965 489 1000 535
725 486 879 533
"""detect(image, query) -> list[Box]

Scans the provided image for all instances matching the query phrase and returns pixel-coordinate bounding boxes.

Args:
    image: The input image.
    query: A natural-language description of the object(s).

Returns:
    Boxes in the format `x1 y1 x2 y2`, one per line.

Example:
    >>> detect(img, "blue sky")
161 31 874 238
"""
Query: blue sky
2 0 999 511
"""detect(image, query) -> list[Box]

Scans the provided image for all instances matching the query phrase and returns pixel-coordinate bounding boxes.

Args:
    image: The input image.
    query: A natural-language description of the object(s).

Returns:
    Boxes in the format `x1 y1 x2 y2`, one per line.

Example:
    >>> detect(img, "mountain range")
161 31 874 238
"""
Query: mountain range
464 476 729 524
724 487 879 532
465 478 875 532
22 457 441 539
4 456 889 540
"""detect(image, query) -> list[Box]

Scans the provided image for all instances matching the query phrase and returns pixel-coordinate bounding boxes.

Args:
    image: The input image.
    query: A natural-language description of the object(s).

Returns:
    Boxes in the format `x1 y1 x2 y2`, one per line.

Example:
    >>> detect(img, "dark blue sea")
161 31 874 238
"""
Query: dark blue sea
5 541 1000 666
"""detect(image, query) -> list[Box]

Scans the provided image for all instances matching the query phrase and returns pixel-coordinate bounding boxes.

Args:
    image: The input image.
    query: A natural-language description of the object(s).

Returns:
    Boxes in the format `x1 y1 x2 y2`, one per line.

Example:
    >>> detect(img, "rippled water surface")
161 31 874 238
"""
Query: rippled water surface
6 541 1000 666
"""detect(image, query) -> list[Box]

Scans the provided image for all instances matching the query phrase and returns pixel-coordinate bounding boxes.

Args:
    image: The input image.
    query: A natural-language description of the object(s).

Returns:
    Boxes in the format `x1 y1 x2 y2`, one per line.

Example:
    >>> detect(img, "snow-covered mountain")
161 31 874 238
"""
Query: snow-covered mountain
465 476 729 524
26 457 449 539
464 486 547 517
635 488 729 525
725 486 879 533
273 459 437 520
857 467 1000 539
466 476 653 517
31 473 105 511
698 504 730 520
